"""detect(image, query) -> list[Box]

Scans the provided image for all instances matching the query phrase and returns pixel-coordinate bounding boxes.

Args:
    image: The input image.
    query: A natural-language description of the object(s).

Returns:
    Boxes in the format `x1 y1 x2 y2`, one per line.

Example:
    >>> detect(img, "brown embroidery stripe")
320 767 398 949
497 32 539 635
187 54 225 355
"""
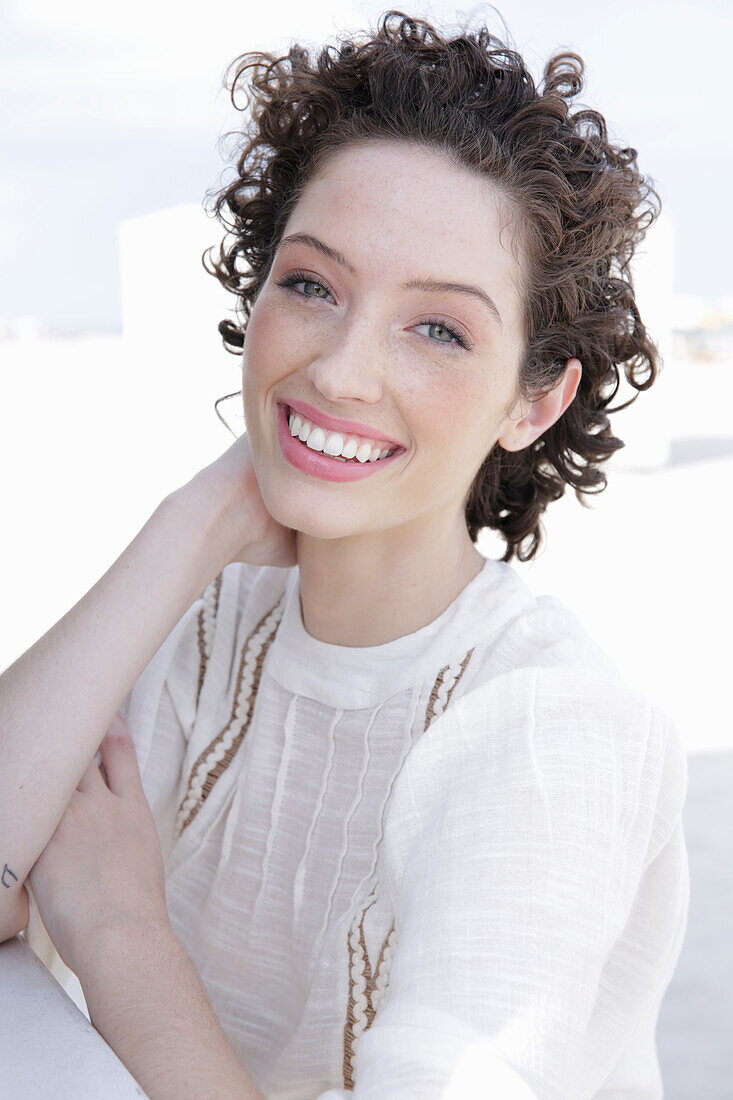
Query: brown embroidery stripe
196 573 223 708
342 645 476 1089
368 919 396 1006
178 597 281 834
424 645 475 731
342 894 380 1091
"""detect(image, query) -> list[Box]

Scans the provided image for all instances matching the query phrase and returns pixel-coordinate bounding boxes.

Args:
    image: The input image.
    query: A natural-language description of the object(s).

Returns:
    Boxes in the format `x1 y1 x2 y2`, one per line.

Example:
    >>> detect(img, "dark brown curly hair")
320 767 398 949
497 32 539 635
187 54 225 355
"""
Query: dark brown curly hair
204 9 662 563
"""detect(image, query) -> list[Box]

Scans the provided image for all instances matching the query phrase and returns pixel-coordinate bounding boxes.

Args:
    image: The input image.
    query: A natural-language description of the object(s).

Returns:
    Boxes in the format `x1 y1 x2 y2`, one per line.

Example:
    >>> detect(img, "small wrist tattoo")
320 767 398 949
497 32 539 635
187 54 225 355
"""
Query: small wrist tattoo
2 864 19 888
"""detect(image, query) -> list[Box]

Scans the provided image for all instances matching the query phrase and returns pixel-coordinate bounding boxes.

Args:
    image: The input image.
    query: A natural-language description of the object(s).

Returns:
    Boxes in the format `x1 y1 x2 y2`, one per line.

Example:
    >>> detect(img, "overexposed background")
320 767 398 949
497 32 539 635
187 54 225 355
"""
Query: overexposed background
2 1 732 1094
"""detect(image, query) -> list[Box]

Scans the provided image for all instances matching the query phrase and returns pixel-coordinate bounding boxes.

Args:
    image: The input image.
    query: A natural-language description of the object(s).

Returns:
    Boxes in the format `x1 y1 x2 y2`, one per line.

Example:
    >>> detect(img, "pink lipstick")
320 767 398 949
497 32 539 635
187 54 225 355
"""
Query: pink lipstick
276 403 405 483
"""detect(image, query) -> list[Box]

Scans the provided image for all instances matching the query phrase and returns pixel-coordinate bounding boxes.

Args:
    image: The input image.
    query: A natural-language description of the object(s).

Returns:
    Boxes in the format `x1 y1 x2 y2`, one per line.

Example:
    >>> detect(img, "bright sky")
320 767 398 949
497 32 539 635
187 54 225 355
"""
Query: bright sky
2 0 730 331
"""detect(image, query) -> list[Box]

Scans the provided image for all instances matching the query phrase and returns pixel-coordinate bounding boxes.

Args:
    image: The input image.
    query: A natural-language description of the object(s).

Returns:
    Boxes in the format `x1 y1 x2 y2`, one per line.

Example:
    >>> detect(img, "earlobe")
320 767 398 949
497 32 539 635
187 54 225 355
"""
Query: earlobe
498 358 582 452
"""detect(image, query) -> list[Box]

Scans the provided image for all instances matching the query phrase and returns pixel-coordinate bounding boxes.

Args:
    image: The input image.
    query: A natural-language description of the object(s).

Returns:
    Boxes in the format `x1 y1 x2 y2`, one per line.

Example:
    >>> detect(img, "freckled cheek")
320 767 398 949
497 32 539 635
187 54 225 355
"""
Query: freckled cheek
409 381 475 463
241 301 301 387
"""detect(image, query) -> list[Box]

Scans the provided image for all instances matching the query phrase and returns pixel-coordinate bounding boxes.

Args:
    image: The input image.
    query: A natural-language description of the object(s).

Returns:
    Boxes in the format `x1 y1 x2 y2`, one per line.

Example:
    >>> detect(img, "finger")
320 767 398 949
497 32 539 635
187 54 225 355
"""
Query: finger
76 754 107 795
99 714 144 800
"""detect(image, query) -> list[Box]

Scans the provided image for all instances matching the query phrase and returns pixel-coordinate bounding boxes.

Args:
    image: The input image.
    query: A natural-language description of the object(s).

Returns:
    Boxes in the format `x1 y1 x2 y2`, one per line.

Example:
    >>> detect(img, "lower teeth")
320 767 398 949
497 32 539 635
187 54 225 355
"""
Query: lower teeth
325 452 360 463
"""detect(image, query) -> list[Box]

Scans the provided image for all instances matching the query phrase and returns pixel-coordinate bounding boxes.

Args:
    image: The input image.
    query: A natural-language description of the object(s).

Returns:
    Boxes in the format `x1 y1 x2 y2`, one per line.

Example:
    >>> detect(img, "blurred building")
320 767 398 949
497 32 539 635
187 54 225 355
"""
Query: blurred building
118 202 236 357
117 203 244 484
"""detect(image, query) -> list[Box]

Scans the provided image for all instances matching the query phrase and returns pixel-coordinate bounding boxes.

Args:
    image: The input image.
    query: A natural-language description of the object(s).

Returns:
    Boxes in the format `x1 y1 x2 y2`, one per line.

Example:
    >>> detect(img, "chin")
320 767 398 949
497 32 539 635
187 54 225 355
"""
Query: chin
263 491 356 541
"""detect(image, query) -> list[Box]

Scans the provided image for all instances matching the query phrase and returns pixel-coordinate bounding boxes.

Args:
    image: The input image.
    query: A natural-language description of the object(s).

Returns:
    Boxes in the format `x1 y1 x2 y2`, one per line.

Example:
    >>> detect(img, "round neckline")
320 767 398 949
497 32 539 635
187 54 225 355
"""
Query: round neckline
264 555 521 707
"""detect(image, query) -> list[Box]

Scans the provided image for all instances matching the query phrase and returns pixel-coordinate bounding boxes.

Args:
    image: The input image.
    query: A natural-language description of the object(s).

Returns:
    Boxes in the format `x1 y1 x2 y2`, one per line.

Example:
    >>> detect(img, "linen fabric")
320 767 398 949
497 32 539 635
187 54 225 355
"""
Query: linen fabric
118 555 689 1099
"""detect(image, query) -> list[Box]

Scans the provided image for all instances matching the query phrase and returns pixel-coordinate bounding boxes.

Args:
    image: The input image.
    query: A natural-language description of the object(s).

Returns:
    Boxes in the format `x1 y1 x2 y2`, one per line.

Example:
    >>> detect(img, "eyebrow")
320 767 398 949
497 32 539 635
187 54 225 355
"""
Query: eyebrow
278 232 503 328
280 233 358 276
400 278 502 328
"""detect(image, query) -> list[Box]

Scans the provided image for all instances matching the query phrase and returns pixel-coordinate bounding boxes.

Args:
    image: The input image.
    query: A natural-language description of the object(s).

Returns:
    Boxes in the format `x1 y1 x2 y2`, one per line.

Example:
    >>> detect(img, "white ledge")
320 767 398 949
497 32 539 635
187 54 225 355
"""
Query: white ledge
0 937 147 1098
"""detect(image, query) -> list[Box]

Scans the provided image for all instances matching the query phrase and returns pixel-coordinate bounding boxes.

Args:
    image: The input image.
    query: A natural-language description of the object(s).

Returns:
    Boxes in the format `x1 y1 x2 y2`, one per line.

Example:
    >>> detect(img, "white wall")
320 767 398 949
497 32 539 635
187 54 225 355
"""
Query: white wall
1 205 245 674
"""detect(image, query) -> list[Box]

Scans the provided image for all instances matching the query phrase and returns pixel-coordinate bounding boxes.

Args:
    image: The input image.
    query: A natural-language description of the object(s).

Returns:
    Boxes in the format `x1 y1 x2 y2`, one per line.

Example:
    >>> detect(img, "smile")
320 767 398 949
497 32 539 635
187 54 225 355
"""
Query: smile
276 403 406 483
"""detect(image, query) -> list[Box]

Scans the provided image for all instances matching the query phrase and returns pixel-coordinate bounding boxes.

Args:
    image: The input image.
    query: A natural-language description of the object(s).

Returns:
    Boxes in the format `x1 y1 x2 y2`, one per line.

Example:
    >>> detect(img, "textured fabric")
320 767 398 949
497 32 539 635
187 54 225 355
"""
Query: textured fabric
116 555 689 1099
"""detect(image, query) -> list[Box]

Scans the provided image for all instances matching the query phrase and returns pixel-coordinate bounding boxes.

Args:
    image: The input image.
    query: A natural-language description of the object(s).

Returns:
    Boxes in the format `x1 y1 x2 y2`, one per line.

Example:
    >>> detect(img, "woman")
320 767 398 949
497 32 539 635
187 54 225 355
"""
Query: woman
2 11 688 1099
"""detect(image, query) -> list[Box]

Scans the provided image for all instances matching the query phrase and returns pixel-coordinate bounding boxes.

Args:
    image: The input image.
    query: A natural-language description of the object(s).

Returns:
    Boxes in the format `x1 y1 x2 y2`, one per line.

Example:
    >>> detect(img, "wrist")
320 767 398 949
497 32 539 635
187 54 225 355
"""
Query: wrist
76 917 178 1015
78 918 266 1099
161 477 240 586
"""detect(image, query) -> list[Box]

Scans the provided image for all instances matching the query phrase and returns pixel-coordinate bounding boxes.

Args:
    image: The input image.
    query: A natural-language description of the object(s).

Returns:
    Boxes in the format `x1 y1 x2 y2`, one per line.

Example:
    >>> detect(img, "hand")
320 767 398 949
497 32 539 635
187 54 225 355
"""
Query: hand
185 431 298 569
27 714 171 982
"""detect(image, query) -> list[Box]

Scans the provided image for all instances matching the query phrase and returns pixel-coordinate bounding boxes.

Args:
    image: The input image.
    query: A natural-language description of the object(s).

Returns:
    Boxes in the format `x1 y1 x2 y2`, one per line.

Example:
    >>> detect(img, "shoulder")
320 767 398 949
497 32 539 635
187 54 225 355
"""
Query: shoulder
394 664 652 792
177 560 294 710
187 560 293 665
455 562 632 718
384 665 687 887
214 560 293 633
473 564 626 682
121 560 292 731
452 567 686 806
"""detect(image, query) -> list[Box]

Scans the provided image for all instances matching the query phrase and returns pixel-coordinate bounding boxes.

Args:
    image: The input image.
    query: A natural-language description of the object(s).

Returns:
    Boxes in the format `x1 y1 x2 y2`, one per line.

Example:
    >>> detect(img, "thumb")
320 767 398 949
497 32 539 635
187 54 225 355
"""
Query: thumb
99 714 144 801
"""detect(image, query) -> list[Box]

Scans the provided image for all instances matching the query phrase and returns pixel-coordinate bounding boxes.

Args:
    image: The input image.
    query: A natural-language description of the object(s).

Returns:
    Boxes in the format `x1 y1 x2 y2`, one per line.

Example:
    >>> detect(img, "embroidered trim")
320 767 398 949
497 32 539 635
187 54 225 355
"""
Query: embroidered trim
175 594 285 838
424 646 475 731
342 880 398 1091
196 573 223 709
341 645 476 1089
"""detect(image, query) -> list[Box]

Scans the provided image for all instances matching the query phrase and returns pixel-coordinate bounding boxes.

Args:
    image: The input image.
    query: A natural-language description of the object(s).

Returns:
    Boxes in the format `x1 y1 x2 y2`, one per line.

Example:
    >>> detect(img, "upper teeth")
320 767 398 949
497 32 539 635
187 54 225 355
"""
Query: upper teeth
287 409 396 462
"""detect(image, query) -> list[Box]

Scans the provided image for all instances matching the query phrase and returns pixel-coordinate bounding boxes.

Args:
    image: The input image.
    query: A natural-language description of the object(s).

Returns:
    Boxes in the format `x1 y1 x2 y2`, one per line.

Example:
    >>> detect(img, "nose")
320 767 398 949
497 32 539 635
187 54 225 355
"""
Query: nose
304 315 385 407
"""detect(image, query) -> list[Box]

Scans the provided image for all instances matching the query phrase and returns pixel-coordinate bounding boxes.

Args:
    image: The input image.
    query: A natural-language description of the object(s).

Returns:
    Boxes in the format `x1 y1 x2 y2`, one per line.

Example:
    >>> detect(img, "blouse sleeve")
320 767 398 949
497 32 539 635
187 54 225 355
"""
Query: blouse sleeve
116 581 214 865
317 665 689 1100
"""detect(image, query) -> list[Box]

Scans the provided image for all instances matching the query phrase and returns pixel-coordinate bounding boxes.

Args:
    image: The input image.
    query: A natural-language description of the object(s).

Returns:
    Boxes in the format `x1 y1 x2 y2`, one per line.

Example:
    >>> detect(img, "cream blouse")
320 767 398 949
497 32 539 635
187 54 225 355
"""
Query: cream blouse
115 554 689 1099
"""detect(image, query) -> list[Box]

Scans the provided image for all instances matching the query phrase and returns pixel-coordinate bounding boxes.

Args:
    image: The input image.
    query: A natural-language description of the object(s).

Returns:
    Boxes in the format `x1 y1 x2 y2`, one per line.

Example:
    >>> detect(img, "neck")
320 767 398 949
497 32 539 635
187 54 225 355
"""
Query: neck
295 517 485 647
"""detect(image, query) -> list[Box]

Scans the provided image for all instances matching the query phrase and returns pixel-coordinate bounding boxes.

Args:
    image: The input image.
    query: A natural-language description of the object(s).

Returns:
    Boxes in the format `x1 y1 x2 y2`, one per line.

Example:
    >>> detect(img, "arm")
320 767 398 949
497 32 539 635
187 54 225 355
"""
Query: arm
0 487 220 939
80 923 265 1100
27 718 265 1100
0 431 296 940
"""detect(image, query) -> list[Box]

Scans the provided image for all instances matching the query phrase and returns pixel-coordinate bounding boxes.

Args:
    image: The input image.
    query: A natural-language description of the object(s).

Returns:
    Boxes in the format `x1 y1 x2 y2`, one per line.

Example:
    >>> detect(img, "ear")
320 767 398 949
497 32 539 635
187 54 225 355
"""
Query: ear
498 358 582 452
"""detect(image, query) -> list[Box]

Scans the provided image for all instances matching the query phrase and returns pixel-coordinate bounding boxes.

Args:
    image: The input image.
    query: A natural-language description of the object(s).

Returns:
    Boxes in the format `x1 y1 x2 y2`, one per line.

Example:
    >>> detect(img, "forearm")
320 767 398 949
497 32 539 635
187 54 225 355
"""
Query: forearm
0 481 226 933
79 922 264 1100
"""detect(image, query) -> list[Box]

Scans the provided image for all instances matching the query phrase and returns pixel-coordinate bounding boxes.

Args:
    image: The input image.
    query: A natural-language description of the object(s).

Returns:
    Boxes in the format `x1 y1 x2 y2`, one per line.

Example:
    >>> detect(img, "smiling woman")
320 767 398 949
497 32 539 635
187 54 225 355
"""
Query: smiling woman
231 135 569 635
3 9 688 1100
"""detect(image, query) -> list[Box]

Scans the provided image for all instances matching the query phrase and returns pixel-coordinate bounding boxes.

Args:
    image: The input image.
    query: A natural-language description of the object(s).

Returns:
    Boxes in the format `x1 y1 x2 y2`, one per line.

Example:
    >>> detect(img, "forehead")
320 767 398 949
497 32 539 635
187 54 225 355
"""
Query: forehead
284 139 525 320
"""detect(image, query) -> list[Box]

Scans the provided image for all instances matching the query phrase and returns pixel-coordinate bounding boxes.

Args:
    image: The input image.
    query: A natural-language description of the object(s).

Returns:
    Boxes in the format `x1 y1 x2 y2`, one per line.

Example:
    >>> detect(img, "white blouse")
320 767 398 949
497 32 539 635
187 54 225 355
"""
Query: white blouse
117 554 689 1099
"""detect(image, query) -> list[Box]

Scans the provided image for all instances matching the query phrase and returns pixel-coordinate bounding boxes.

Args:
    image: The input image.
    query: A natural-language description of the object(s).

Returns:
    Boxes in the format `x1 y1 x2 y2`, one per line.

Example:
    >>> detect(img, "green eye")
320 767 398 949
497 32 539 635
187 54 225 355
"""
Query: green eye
415 319 471 350
303 280 329 298
277 271 334 301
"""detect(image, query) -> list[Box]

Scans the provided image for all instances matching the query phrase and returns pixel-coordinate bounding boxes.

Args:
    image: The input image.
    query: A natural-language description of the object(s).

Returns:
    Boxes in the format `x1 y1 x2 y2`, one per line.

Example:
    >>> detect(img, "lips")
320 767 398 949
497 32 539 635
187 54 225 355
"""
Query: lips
281 398 405 451
276 400 405 482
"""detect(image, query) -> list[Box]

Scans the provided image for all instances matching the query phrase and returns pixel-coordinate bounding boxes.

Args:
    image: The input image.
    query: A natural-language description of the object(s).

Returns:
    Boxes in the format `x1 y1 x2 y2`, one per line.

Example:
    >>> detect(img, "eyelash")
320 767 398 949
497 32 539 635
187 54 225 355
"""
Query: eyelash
275 270 473 351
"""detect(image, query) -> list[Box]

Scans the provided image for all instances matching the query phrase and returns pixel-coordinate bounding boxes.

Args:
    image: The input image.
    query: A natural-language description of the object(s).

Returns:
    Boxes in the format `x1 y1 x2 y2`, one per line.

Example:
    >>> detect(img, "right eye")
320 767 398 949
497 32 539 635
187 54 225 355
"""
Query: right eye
276 271 334 301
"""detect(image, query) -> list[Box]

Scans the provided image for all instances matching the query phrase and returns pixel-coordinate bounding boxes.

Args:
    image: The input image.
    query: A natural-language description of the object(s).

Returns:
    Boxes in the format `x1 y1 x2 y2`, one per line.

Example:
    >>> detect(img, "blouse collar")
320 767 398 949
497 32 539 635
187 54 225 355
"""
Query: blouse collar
265 555 528 708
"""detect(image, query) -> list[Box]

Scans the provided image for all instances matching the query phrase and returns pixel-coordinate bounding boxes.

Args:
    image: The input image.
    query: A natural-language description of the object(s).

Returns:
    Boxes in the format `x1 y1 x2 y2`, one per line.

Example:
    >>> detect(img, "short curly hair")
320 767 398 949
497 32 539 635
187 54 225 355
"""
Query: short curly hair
204 9 662 563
